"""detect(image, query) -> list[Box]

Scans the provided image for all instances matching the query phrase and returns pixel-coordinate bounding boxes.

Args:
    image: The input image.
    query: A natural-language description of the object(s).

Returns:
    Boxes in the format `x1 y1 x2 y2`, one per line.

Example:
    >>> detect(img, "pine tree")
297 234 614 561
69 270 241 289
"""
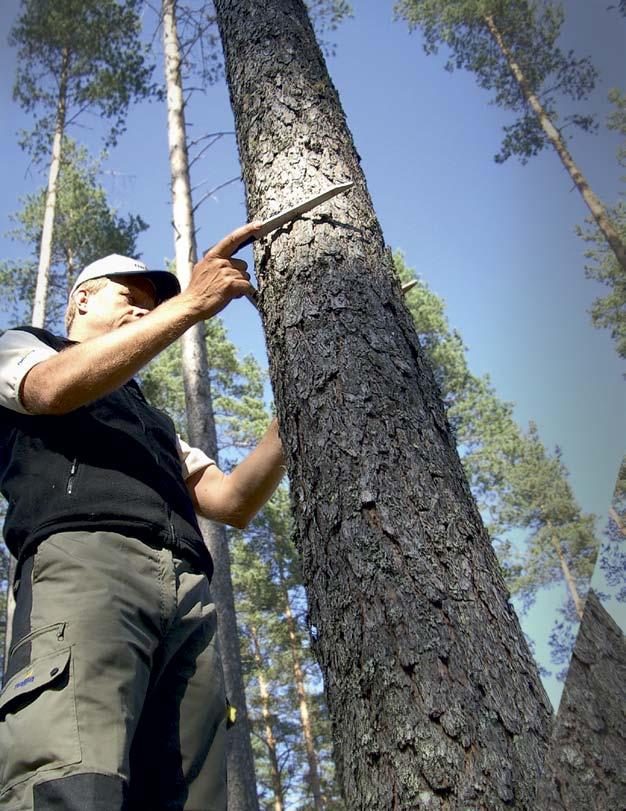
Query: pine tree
9 0 158 326
160 1 260 803
214 1 553 805
0 139 147 328
576 89 626 359
395 253 600 673
394 0 626 275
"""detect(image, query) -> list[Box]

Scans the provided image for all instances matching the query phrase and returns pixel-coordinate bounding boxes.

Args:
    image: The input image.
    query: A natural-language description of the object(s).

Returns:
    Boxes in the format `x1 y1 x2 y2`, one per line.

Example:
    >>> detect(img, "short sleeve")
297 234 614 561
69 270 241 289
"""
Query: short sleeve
176 435 215 480
0 329 58 414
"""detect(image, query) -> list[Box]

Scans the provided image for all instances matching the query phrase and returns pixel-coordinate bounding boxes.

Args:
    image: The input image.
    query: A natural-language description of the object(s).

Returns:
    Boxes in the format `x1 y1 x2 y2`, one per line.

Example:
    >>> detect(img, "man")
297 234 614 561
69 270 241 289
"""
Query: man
0 223 284 810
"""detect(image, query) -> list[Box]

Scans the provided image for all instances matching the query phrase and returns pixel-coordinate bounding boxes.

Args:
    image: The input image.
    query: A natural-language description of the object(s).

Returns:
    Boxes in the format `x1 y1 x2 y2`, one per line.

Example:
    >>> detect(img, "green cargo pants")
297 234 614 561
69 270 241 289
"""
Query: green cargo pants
0 530 227 810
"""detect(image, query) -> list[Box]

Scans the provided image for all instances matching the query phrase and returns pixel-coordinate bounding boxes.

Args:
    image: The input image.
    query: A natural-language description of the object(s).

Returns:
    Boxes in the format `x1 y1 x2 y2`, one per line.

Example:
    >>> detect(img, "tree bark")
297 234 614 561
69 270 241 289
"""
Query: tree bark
536 590 626 809
31 47 69 328
484 14 626 276
250 624 285 811
547 520 585 621
162 2 259 808
277 561 325 810
215 1 554 807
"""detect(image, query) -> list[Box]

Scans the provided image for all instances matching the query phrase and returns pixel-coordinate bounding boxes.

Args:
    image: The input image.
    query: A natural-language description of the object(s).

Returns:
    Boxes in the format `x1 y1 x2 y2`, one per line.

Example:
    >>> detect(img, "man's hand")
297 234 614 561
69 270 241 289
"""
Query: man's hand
182 222 262 320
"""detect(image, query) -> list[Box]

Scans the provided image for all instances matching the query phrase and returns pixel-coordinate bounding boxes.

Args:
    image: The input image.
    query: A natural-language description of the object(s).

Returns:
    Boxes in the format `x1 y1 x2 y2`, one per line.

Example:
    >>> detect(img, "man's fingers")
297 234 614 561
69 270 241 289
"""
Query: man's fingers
207 221 263 259
229 258 248 273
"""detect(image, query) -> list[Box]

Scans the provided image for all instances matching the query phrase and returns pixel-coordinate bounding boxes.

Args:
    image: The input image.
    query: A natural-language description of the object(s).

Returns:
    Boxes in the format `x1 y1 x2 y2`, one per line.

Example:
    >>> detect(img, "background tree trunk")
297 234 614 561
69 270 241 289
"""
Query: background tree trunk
536 590 626 809
162 2 259 807
31 47 69 328
215 1 554 807
484 14 626 276
250 624 285 811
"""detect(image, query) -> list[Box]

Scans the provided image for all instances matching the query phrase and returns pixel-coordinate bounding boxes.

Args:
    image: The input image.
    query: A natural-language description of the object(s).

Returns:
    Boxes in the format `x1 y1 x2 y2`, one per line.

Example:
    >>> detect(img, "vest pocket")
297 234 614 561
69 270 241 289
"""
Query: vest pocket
0 630 81 795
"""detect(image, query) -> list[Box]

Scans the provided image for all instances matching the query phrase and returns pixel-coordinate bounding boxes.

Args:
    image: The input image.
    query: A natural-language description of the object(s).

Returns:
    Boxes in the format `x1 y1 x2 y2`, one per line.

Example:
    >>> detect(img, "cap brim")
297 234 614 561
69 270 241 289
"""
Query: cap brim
118 269 181 304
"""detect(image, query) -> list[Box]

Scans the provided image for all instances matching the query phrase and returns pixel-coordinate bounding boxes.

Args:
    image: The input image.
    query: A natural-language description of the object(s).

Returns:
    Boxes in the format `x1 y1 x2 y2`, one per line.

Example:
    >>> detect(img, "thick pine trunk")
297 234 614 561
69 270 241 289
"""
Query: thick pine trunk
250 624 285 811
484 14 626 276
31 48 69 328
162 3 259 808
278 563 324 810
215 1 554 807
536 590 626 808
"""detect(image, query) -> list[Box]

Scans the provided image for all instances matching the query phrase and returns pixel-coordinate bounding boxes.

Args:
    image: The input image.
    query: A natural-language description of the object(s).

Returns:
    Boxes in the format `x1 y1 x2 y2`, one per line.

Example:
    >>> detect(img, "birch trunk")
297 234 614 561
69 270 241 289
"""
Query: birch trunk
250 624 285 811
215 1 554 807
162 2 259 808
484 14 626 275
31 47 69 328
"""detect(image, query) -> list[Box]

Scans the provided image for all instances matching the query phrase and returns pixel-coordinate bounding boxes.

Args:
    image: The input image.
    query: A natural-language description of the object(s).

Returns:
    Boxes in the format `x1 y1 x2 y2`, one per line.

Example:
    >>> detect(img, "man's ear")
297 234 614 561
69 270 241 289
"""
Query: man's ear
74 289 90 314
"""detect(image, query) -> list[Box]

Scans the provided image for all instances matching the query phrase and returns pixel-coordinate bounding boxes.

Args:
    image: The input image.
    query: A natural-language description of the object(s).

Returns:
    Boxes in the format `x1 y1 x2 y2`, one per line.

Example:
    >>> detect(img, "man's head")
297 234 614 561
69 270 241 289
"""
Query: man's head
65 254 180 339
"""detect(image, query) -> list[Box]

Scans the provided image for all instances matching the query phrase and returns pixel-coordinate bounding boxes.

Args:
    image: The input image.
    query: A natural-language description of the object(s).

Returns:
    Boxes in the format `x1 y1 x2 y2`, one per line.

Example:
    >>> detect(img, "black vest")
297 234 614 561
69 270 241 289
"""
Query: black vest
0 327 213 578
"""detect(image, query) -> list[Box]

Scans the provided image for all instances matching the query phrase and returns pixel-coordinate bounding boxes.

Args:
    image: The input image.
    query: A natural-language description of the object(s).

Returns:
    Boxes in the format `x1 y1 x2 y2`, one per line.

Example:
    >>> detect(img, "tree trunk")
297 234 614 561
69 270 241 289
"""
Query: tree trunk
162 2 259 808
214 1 554 807
609 506 625 536
4 49 71 674
547 520 585 620
536 590 626 809
31 47 69 328
484 14 626 276
277 561 324 810
250 624 285 811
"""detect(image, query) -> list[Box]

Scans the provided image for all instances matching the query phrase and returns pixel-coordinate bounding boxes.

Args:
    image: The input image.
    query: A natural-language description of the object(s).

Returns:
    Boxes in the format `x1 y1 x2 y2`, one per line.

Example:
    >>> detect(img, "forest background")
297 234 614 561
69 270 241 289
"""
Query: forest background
0 0 623 739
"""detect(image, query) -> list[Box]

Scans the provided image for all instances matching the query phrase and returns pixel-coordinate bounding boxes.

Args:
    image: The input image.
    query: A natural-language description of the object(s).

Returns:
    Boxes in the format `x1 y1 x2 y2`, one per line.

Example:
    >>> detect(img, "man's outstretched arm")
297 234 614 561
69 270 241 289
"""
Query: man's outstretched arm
187 419 285 529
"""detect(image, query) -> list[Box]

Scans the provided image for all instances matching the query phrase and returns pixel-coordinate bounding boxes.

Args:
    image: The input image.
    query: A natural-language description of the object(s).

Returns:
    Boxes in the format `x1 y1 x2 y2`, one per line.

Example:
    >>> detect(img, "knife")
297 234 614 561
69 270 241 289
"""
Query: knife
234 180 353 255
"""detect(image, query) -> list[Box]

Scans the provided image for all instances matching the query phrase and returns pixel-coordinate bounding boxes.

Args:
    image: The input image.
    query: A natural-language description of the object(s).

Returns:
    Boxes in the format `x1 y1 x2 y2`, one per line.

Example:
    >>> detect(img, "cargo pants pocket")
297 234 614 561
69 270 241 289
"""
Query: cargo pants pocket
0 624 82 797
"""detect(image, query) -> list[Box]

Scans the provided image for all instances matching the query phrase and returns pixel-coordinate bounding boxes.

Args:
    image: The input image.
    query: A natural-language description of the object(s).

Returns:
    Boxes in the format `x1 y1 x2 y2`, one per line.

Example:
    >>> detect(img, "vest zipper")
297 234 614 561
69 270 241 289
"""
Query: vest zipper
66 459 78 495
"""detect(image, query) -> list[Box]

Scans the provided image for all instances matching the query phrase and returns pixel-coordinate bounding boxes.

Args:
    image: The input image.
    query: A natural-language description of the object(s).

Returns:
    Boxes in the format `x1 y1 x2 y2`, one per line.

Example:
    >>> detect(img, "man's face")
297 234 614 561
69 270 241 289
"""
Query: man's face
79 275 158 335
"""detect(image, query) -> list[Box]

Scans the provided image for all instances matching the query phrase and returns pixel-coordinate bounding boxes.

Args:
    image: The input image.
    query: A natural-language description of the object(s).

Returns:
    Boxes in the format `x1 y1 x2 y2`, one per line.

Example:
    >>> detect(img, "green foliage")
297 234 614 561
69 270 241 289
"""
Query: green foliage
0 139 147 329
394 252 599 655
10 0 159 157
494 422 598 608
141 318 268 451
576 90 626 359
394 0 598 163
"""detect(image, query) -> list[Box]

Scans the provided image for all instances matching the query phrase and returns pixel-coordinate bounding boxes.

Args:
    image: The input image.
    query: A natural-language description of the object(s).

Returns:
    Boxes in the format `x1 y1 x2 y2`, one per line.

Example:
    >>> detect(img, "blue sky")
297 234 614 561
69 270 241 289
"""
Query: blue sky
1 0 624 708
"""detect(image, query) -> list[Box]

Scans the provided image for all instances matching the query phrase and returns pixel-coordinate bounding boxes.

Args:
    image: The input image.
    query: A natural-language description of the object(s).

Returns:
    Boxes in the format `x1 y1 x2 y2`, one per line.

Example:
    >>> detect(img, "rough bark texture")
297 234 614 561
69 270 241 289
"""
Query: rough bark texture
484 15 626 277
162 3 259 808
215 1 554 807
536 590 626 809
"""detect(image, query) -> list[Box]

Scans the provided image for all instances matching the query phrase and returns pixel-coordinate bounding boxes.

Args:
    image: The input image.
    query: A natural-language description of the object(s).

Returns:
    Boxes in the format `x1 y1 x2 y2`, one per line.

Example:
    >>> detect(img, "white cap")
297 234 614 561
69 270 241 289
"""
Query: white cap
70 254 180 304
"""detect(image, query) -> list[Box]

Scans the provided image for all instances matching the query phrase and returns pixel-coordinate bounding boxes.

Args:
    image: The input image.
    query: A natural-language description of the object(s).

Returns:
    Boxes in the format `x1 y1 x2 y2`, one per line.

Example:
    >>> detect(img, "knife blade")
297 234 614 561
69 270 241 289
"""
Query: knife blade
233 180 353 254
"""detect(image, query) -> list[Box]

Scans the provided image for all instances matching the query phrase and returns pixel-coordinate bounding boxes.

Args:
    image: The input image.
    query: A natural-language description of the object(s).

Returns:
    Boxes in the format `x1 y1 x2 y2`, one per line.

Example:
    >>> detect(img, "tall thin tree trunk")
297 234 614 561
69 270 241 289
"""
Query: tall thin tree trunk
547 520 585 620
277 561 324 810
250 624 285 811
215 1 554 807
484 14 626 275
162 2 259 808
31 47 69 328
4 49 71 674
609 506 625 536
